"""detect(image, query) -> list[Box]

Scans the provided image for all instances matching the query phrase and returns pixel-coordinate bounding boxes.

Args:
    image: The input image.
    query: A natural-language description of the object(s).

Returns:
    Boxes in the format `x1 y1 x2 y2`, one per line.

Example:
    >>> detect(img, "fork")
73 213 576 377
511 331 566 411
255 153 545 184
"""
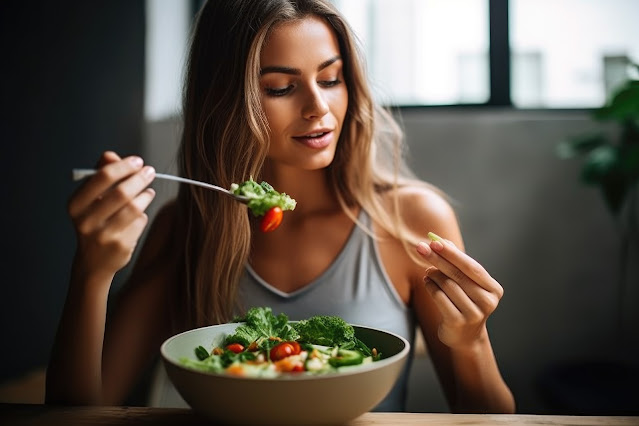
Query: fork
72 168 250 204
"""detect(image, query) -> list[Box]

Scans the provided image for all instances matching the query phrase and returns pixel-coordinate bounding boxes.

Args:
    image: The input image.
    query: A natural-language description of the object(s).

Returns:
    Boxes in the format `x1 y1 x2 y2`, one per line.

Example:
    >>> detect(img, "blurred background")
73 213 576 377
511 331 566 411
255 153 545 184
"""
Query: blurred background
1 0 638 415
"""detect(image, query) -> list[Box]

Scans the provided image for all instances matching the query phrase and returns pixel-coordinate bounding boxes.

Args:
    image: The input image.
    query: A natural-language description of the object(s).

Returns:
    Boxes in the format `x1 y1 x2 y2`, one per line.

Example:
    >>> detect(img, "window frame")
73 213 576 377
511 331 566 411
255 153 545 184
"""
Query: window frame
189 0 602 111
488 0 511 106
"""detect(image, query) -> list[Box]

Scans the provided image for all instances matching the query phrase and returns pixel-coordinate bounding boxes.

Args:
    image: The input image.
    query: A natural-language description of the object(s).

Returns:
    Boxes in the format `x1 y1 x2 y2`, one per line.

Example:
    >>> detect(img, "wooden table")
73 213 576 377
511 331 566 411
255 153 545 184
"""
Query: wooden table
2 404 638 426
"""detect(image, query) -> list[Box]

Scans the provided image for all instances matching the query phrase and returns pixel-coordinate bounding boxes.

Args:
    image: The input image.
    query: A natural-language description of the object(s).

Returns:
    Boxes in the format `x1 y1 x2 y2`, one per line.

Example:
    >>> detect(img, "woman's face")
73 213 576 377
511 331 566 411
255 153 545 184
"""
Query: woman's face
259 16 348 171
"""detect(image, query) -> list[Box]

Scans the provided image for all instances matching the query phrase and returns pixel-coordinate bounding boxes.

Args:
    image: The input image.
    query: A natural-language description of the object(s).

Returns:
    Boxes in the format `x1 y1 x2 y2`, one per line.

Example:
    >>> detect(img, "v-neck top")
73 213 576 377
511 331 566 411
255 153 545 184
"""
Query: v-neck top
236 209 417 412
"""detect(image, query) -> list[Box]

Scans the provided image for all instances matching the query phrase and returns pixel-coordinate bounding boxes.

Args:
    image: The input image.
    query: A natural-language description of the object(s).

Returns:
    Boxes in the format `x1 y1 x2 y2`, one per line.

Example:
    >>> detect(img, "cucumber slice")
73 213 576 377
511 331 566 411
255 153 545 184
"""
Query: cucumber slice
328 348 364 367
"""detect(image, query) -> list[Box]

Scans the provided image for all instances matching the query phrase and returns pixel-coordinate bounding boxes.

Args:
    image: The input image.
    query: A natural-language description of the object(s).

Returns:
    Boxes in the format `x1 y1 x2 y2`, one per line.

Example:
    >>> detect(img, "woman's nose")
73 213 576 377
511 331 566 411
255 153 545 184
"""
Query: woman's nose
301 85 329 120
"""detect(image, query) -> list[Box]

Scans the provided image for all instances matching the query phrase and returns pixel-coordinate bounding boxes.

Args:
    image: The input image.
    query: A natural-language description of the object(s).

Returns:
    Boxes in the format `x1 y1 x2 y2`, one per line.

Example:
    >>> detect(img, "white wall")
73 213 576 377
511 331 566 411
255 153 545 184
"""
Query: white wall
399 108 637 413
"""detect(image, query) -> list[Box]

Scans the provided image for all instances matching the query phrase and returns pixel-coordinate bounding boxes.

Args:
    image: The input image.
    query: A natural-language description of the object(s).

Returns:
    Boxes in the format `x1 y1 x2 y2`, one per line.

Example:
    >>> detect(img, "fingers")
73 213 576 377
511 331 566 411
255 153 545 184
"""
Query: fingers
96 151 122 168
69 155 153 219
86 165 156 226
105 187 156 232
69 152 157 244
423 268 462 320
68 152 158 278
416 233 504 318
416 235 502 296
424 267 486 322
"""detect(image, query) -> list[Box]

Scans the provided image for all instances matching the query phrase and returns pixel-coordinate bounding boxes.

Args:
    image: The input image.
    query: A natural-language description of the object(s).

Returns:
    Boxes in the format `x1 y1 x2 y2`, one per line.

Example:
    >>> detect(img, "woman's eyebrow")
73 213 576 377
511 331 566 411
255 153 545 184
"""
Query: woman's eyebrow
317 56 341 71
260 55 342 76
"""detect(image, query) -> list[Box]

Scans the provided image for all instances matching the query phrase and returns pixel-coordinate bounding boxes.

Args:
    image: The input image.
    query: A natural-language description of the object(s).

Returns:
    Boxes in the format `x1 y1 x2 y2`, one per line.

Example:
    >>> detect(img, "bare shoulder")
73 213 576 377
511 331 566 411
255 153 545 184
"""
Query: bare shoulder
373 183 463 304
391 183 463 247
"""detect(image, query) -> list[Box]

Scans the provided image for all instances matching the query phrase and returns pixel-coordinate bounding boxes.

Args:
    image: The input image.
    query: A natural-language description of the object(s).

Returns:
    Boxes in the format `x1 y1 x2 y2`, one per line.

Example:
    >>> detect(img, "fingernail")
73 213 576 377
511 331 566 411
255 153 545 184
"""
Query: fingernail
428 232 445 251
423 267 437 285
130 156 143 167
416 241 431 255
428 232 443 242
143 166 155 177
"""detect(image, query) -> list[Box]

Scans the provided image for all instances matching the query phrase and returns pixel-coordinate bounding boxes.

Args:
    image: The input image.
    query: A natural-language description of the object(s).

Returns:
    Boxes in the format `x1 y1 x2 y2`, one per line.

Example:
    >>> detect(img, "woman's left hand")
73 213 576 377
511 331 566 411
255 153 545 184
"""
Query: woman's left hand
416 233 504 351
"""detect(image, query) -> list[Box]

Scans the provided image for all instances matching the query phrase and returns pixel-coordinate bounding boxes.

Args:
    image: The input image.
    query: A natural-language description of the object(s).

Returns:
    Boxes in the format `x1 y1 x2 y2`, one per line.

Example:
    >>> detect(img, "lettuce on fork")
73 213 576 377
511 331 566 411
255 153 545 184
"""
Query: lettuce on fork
230 178 296 217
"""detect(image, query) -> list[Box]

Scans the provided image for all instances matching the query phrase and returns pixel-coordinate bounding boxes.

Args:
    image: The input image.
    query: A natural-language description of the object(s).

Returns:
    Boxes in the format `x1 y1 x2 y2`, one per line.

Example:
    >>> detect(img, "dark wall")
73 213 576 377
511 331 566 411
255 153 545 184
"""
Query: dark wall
0 1 145 382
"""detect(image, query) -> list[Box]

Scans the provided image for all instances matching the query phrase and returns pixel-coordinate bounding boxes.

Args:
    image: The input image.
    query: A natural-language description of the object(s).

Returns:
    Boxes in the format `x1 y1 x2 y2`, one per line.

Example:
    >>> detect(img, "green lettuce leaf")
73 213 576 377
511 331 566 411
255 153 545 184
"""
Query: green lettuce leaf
225 307 299 349
293 315 355 346
230 178 296 216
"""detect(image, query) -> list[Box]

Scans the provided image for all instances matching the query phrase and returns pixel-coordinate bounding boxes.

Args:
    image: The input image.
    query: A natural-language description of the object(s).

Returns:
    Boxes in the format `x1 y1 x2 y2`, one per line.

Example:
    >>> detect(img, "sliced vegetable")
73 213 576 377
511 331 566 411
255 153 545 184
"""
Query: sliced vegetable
195 345 209 361
180 307 380 377
329 348 364 367
225 343 245 354
304 356 326 372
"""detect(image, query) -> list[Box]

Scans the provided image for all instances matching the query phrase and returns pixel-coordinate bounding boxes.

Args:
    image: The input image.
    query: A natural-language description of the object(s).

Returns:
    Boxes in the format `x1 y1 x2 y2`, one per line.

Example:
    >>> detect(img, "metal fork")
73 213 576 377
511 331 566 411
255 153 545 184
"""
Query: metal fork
72 168 250 204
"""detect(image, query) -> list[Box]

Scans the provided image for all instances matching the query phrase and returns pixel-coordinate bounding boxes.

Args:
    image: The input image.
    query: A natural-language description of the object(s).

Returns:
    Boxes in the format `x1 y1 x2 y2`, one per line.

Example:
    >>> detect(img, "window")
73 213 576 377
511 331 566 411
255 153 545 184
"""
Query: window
333 0 490 106
332 0 639 108
144 0 190 121
510 0 639 108
144 0 639 113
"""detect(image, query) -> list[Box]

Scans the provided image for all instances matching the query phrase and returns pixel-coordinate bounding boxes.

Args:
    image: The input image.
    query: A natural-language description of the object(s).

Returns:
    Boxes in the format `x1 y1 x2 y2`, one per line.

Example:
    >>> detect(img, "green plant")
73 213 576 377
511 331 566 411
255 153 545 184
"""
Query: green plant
557 59 639 339
557 61 639 215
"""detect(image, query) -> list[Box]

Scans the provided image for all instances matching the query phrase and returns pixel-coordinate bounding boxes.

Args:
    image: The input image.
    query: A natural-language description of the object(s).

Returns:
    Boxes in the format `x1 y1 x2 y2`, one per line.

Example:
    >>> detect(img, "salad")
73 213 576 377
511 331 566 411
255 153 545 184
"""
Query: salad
180 307 381 377
230 179 296 232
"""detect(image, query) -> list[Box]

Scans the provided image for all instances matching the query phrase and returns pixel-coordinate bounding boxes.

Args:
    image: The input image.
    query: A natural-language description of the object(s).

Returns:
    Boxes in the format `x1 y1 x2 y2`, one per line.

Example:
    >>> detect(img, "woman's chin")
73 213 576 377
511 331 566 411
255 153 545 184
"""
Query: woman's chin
268 150 337 171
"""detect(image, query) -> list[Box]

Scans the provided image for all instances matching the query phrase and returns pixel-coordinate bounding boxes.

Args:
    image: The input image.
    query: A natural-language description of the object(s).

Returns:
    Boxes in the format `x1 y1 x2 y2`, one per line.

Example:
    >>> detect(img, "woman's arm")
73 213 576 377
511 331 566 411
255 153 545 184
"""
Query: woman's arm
45 152 174 405
404 188 516 413
99 202 178 404
412 275 516 413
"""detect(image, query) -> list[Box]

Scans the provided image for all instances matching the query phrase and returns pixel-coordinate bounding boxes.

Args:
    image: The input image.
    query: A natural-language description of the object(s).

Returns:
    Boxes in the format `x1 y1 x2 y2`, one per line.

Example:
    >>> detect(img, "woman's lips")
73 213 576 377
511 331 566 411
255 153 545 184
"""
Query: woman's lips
292 131 333 149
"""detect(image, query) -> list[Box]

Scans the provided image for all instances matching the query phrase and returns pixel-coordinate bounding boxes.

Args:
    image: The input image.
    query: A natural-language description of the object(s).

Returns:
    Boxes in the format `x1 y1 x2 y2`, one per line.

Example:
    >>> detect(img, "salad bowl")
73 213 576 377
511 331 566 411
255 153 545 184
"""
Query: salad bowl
160 321 410 425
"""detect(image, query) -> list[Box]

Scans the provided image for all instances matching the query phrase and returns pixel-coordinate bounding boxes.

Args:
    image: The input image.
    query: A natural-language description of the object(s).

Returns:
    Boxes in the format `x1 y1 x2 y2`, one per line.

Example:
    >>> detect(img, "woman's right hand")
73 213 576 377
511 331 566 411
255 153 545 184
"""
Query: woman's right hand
68 151 156 283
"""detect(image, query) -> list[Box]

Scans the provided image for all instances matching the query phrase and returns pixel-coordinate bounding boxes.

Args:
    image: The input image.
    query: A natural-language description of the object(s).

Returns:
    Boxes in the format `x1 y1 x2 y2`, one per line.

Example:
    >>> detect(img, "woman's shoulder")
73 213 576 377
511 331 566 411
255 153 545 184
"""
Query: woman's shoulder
379 181 463 247
394 182 457 225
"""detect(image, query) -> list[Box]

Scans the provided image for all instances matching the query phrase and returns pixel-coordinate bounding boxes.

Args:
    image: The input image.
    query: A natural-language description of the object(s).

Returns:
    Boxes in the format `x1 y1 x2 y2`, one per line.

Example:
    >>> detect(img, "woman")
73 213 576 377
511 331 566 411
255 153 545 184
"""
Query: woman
46 0 515 413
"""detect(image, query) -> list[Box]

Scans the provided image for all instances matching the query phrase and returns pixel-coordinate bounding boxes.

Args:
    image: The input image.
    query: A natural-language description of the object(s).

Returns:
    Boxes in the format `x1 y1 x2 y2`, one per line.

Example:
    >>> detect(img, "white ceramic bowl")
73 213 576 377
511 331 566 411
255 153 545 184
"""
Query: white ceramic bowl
161 322 410 425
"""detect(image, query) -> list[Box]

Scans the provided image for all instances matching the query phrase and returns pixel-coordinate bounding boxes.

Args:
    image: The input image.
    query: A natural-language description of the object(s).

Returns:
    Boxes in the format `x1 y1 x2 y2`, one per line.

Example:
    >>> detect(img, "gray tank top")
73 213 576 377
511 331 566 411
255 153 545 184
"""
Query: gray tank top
237 209 416 412
148 210 416 411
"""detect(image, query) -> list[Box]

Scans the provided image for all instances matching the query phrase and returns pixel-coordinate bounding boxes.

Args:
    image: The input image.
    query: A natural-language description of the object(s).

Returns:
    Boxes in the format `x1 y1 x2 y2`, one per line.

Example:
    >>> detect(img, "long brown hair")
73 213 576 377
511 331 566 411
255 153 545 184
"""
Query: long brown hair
174 0 432 329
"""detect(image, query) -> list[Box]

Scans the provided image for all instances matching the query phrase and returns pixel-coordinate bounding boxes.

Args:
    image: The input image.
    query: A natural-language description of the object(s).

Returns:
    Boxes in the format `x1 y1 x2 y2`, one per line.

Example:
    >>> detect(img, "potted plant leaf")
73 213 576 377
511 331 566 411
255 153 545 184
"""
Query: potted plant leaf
557 61 639 212
557 59 639 335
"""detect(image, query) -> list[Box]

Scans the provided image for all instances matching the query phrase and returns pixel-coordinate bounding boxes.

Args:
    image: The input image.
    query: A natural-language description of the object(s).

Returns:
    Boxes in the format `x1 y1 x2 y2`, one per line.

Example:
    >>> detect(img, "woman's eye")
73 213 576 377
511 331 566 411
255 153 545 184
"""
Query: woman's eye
265 85 293 97
319 79 342 88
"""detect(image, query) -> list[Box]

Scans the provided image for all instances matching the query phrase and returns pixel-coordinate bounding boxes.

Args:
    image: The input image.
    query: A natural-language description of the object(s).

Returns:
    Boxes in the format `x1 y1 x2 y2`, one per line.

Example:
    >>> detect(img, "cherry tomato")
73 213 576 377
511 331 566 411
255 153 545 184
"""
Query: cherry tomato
270 342 296 361
260 206 283 232
225 343 245 354
291 364 305 373
289 341 302 355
